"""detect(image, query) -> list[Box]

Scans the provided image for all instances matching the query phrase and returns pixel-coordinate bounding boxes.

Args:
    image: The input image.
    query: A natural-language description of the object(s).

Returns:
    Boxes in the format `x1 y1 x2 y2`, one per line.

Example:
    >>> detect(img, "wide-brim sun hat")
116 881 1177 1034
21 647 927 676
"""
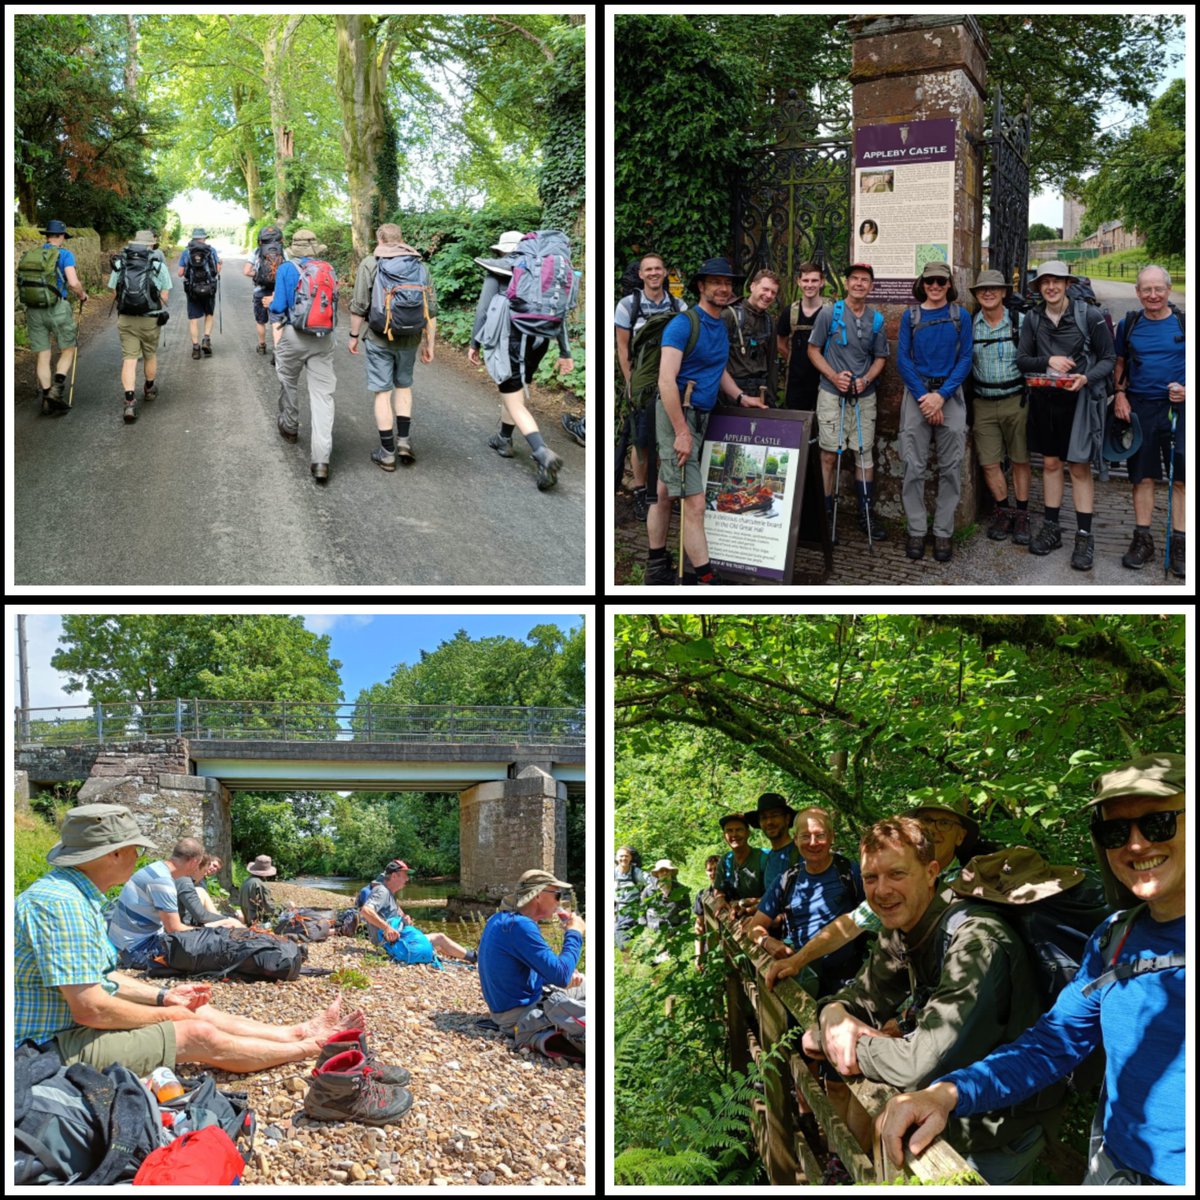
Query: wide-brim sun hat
686 256 745 296
503 868 573 909
246 855 277 877
47 804 156 867
490 230 525 254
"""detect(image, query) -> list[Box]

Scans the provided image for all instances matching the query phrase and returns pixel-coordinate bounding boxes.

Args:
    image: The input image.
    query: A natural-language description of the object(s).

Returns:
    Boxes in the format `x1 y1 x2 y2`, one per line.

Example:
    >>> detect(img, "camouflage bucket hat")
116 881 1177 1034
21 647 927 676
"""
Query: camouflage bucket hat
948 846 1085 905
1086 752 1186 810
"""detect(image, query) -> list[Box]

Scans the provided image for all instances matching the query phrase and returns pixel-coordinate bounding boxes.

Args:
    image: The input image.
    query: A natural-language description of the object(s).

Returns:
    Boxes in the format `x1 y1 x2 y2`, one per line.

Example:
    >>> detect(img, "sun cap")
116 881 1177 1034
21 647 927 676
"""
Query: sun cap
47 804 156 867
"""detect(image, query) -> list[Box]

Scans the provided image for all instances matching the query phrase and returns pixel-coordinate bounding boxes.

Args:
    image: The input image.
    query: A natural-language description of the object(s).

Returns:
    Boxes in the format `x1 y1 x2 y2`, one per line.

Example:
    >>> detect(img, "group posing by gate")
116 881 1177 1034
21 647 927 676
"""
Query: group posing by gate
616 251 1186 582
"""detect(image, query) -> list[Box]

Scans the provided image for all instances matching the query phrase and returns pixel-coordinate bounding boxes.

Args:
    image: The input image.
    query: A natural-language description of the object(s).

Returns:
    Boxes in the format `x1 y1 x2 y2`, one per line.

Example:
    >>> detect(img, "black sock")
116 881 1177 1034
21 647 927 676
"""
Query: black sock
1076 512 1093 534
379 429 396 453
395 417 411 438
500 423 515 439
1135 523 1150 533
1044 505 1060 524
55 373 66 384
526 432 545 454
648 546 668 562
1015 498 1028 511
124 391 135 400
693 561 714 581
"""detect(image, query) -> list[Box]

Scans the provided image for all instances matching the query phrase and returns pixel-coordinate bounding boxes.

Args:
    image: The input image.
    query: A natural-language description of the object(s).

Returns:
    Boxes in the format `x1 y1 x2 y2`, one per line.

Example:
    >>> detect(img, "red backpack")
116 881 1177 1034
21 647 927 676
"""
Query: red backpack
291 259 338 336
132 1125 244 1185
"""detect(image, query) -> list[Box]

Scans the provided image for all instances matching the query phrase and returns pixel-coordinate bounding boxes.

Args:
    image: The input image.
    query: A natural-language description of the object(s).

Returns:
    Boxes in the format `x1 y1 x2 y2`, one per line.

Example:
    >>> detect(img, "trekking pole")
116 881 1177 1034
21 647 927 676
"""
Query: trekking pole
68 297 85 409
850 377 874 554
832 385 847 544
1164 406 1177 578
218 276 222 336
678 380 696 582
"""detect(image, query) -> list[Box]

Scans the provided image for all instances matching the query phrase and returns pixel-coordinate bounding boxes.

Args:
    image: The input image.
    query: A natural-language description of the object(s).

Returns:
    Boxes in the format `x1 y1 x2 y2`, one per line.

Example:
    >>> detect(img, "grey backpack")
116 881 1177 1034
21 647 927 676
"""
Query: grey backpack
368 254 433 340
505 229 578 338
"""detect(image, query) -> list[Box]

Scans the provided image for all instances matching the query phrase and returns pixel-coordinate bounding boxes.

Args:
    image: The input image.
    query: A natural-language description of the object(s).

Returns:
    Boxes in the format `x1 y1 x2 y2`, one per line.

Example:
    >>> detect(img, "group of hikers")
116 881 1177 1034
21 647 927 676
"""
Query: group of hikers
15 801 586 1146
614 753 1184 1186
20 219 583 490
617 250 1186 582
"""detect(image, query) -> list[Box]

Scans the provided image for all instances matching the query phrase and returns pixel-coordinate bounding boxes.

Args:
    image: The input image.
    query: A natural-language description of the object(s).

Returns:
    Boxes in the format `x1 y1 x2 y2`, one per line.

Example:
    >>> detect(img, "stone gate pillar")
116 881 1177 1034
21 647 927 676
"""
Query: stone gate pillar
459 766 568 901
848 14 989 530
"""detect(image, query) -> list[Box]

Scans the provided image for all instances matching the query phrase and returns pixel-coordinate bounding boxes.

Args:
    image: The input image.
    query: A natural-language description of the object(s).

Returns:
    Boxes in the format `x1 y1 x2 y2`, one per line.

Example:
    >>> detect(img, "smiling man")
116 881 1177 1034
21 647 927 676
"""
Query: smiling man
877 754 1186 1185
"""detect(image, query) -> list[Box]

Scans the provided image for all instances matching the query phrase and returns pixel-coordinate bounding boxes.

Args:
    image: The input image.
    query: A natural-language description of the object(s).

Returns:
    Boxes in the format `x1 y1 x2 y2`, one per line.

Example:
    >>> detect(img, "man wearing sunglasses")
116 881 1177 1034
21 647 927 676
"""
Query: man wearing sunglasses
877 753 1185 1185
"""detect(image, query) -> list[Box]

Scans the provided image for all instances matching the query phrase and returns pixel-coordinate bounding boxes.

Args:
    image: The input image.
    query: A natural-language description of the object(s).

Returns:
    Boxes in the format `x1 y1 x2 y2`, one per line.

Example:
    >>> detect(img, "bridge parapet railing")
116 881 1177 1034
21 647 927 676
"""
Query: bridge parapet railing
702 896 984 1185
15 700 586 747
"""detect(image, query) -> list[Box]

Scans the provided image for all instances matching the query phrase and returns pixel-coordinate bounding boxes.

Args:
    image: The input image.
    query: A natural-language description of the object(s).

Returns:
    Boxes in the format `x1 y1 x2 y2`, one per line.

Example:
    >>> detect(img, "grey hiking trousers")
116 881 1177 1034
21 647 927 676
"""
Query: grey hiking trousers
490 978 586 1057
275 324 336 464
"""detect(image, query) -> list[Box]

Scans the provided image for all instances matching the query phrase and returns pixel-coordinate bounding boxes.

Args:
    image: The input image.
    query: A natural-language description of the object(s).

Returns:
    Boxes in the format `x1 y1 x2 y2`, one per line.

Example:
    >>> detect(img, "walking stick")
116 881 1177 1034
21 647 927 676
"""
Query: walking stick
832 385 847 545
1164 406 1177 578
217 275 222 335
850 377 874 554
67 297 85 409
678 379 696 582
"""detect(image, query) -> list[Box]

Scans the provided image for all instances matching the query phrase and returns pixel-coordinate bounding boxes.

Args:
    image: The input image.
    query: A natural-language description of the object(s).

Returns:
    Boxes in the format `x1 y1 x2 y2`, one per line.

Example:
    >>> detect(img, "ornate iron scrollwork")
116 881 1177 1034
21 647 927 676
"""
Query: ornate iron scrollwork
987 87 1032 293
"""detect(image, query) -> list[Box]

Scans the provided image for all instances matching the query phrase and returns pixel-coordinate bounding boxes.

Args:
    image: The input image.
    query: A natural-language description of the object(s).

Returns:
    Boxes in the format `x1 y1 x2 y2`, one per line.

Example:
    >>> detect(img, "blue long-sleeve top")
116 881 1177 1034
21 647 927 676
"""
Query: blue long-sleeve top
938 910 1185 1184
477 909 583 1013
897 303 974 402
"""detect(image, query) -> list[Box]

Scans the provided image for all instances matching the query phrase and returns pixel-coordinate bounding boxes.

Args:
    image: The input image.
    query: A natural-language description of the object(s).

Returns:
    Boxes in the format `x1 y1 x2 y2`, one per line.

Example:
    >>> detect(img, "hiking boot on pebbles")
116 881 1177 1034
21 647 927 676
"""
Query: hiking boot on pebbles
1028 519 1062 556
201 335 213 357
488 431 515 458
304 1047 413 1125
315 1029 410 1087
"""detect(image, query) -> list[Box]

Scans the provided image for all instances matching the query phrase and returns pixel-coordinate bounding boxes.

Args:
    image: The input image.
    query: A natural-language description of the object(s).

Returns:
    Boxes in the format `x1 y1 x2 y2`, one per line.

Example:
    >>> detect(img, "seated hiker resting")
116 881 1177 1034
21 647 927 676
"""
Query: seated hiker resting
176 853 242 928
359 858 477 963
239 854 279 926
107 835 242 969
14 804 366 1076
477 869 586 1061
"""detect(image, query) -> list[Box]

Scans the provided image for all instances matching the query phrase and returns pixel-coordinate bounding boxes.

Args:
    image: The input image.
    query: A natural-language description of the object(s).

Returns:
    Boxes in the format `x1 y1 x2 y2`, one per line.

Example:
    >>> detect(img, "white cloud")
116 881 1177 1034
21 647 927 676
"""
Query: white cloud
303 615 375 635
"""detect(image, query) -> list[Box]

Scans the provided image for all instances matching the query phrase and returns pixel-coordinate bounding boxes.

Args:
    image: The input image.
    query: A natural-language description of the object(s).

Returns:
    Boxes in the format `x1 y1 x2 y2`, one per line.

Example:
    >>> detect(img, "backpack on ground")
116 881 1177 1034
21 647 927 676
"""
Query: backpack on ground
291 259 338 336
158 1071 257 1150
145 926 306 982
373 916 442 967
275 907 333 943
14 1040 165 1185
625 307 702 416
335 907 360 936
506 229 578 339
115 246 160 317
132 1125 245 1185
18 245 64 308
368 254 433 340
184 240 219 298
253 225 286 290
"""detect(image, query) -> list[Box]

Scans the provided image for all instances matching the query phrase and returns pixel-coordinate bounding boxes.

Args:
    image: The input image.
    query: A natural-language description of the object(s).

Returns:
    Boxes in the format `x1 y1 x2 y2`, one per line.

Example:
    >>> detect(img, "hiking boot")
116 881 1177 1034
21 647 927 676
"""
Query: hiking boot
1070 531 1095 571
933 536 953 563
1121 528 1155 570
394 437 415 466
311 463 330 485
905 534 926 561
257 341 268 355
987 506 1013 540
277 416 299 444
1011 509 1032 545
123 398 138 423
192 343 202 360
631 490 650 522
314 1030 410 1087
44 392 71 416
201 336 213 357
303 1047 412 1125
561 411 585 446
1169 532 1185 579
644 553 678 586
532 446 562 491
371 447 396 472
144 379 159 401
1028 519 1062 556
47 378 65 403
857 505 887 541
488 432 514 458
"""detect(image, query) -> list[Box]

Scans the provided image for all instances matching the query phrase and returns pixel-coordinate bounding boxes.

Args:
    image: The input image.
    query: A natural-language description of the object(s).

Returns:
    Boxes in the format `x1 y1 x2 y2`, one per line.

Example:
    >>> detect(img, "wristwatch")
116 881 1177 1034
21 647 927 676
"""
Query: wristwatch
736 392 746 405
156 988 167 1007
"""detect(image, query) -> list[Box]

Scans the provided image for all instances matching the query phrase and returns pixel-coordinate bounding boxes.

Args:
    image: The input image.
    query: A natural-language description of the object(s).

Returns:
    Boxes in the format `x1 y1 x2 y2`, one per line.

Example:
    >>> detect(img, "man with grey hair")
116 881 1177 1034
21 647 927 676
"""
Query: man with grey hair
108 835 240 969
1113 265 1186 577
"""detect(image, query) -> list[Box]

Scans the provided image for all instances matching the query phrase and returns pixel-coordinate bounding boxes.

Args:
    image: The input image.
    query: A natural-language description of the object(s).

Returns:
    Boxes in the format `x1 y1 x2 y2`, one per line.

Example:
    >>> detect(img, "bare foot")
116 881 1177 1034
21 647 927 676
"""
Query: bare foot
302 997 367 1042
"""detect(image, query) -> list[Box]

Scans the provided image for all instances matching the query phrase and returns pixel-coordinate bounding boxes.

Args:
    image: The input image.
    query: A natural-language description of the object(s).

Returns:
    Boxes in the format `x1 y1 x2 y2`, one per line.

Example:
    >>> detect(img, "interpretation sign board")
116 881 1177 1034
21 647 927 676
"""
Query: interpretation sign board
699 407 814 582
853 119 956 303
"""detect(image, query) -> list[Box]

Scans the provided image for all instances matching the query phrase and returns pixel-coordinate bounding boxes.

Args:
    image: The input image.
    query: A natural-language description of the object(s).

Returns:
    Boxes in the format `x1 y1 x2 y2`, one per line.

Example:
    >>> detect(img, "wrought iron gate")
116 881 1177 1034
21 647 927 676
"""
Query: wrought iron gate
986 87 1032 292
732 89 852 306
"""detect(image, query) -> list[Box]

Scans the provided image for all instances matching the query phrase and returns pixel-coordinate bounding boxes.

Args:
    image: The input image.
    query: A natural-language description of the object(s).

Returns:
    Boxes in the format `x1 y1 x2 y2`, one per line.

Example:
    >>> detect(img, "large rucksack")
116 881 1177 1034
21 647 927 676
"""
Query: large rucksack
625 307 702 416
14 1040 165 1185
115 245 160 317
291 259 338 336
506 229 578 339
253 225 286 290
145 926 306 982
183 240 219 298
368 254 433 340
274 907 333 943
18 245 64 308
158 1071 257 1148
372 917 442 967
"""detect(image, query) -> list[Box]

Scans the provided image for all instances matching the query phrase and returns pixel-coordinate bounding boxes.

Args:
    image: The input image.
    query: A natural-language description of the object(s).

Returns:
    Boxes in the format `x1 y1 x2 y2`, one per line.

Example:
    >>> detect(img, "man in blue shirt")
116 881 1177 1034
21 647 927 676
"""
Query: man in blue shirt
877 753 1185 1185
647 256 769 585
477 869 585 1062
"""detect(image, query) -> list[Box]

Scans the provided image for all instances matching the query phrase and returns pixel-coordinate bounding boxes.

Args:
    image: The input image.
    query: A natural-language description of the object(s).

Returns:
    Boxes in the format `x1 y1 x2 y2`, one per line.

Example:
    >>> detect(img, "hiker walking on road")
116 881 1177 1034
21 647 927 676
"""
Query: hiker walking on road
347 223 438 471
243 223 287 362
19 218 89 416
468 229 575 491
107 230 172 424
178 227 221 359
269 229 340 484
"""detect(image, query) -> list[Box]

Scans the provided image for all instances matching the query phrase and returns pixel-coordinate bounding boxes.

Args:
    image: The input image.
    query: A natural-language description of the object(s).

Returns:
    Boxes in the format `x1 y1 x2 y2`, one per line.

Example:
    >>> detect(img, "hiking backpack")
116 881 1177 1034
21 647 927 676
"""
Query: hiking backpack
625 307 702 416
183 241 219 298
373 918 441 967
335 906 360 936
274 907 333 943
144 926 306 982
506 229 578 338
115 246 160 317
17 245 64 308
252 225 286 290
157 1071 257 1149
368 254 433 340
291 259 338 336
824 299 884 355
132 1125 245 1186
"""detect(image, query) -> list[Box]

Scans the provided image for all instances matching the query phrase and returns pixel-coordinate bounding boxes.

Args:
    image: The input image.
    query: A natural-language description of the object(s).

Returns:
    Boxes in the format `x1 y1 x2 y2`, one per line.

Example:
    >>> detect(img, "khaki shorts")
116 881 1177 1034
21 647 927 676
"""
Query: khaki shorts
26 297 77 353
816 387 876 466
53 1019 177 1076
118 314 162 361
656 400 711 497
973 391 1029 466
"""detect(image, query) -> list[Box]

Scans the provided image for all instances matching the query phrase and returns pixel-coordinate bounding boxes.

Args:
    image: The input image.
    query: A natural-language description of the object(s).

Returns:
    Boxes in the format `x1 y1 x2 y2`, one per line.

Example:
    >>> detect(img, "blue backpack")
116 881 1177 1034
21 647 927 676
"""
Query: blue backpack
374 917 443 968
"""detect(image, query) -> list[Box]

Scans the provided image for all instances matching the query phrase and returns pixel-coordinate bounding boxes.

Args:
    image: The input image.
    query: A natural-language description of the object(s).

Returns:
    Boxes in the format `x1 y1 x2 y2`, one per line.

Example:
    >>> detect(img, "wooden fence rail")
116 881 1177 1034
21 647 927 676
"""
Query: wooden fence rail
703 896 984 1185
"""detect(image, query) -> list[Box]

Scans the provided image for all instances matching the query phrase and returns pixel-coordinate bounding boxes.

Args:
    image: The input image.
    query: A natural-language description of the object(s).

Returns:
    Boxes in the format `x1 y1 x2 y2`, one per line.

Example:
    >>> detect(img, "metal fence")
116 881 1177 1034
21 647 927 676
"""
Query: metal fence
14 699 586 746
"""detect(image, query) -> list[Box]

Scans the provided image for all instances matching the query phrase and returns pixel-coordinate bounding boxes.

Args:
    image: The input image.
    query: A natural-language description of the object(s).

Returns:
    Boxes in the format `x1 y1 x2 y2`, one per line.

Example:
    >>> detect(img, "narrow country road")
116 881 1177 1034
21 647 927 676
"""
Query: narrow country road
14 255 585 587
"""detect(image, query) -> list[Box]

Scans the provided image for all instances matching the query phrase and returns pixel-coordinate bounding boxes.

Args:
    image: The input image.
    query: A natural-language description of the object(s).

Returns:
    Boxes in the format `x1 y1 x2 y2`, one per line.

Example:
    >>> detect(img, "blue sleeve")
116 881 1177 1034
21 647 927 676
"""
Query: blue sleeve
941 308 975 400
515 923 583 988
897 311 925 398
758 869 786 920
269 261 298 315
660 311 694 353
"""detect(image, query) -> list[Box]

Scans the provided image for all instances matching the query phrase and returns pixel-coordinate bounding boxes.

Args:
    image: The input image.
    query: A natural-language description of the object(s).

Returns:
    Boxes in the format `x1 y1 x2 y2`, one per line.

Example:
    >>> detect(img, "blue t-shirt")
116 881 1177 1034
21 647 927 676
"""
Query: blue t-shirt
107 860 178 954
1115 310 1186 401
759 856 863 977
661 305 730 412
41 244 76 300
940 910 1184 1184
477 909 582 1013
762 842 802 900
897 304 974 401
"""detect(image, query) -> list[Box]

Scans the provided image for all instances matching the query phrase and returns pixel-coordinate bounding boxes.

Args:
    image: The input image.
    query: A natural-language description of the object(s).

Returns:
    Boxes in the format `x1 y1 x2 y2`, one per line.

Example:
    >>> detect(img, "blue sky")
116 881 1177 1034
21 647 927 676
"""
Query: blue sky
14 614 582 710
